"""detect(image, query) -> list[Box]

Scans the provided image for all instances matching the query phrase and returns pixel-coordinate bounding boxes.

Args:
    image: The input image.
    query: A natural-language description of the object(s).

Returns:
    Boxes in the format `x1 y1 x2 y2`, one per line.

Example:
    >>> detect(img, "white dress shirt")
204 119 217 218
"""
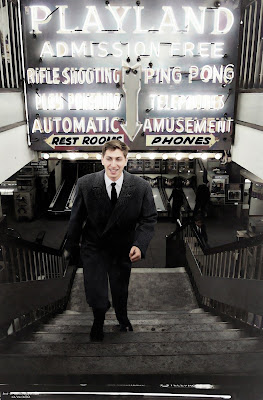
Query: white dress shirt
104 172 124 200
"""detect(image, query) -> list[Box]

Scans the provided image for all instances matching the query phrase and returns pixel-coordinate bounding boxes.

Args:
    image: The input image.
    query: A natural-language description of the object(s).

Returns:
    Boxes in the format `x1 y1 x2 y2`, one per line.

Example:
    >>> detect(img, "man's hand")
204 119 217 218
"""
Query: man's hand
129 246 141 262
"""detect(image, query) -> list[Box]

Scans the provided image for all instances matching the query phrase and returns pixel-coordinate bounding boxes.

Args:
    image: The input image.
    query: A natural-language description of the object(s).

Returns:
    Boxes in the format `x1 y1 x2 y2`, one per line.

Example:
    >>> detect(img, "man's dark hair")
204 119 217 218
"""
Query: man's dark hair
102 139 130 158
194 214 204 223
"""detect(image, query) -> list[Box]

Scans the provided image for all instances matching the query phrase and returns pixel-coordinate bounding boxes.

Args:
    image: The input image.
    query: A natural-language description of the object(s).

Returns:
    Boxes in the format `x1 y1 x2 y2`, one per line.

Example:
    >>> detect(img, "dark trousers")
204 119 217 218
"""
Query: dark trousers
82 249 131 320
193 202 207 217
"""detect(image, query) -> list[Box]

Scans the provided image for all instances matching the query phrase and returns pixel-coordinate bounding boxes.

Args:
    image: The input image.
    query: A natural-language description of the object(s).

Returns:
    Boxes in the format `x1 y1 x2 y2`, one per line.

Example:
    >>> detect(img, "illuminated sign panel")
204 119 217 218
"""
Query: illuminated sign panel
21 0 240 151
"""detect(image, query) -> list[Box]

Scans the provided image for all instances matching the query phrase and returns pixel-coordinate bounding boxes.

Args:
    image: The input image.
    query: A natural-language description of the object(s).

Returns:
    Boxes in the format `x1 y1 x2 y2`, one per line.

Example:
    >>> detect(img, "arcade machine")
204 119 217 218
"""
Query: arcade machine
48 176 76 215
127 158 167 216
127 157 196 218
48 160 103 215
48 161 78 215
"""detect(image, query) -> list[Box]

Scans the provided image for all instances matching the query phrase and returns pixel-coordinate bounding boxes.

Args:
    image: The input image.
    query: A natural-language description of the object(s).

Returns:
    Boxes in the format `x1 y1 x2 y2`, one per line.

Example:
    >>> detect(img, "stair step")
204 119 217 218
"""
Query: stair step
0 353 262 375
69 269 199 312
53 314 221 323
64 309 206 315
27 329 246 343
38 322 234 333
1 338 262 357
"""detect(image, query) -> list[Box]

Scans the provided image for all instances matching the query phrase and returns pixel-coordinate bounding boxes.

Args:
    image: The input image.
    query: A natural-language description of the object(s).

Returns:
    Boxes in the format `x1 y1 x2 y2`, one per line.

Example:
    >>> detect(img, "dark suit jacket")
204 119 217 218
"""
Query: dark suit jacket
193 223 208 248
65 170 158 263
168 189 184 210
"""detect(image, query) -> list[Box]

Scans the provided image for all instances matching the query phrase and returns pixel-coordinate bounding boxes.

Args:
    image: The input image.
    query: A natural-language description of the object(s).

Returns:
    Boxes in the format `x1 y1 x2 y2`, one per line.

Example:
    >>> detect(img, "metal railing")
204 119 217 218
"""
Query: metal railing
0 0 23 89
239 0 263 90
168 223 263 332
0 232 75 339
0 235 67 283
184 224 263 281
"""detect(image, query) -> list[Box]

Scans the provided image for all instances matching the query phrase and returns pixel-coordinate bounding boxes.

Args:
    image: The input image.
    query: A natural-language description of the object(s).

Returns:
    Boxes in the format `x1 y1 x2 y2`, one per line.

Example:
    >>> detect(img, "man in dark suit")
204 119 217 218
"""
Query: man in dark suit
168 187 184 223
193 183 210 217
65 140 157 341
193 214 209 248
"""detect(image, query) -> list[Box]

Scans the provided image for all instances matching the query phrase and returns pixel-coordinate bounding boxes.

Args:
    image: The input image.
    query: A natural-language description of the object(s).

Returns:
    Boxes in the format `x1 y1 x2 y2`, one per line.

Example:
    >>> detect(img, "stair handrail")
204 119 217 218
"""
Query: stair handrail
0 229 76 339
0 233 62 256
175 222 263 333
166 221 263 256
158 177 169 212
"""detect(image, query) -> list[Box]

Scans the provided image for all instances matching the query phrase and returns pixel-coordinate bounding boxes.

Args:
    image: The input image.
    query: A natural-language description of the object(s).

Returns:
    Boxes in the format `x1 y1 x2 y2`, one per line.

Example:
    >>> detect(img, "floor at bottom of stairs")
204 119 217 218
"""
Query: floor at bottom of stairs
0 375 262 400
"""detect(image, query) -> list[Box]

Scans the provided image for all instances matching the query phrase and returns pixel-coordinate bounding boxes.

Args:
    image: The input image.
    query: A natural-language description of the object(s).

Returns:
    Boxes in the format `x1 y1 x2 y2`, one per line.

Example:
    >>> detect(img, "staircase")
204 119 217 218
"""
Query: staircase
1 268 263 385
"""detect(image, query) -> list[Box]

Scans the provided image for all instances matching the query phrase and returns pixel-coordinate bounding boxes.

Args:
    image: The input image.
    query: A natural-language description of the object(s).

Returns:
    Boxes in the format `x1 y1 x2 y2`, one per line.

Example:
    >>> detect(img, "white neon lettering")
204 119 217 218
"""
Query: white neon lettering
170 43 180 57
144 68 155 84
106 6 131 33
159 7 179 33
83 6 105 32
32 118 43 133
36 93 64 110
200 65 213 82
43 117 53 133
212 7 234 34
56 5 79 34
40 41 54 57
198 42 210 57
133 6 148 34
30 6 52 34
62 117 72 133
166 117 174 133
71 42 87 57
189 66 199 83
112 42 123 58
211 42 224 58
171 67 181 83
195 119 207 133
73 117 85 133
134 41 145 56
224 64 235 83
111 117 119 132
184 42 194 57
153 119 165 132
56 42 68 57
183 7 206 34
186 118 194 133
98 42 108 57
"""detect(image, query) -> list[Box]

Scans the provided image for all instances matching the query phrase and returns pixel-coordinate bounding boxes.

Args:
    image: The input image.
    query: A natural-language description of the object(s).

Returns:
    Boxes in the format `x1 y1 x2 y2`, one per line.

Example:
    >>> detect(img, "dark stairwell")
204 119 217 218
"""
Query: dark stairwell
0 222 263 399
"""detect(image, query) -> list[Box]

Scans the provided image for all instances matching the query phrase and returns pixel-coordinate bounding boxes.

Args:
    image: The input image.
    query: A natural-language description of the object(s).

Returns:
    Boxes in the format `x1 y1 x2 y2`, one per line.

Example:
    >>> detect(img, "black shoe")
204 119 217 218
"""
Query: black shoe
90 322 104 342
119 320 133 332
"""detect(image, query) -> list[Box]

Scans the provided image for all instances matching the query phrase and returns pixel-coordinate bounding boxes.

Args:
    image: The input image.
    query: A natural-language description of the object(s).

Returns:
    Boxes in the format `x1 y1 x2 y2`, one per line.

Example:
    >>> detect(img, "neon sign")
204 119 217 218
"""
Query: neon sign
21 0 241 151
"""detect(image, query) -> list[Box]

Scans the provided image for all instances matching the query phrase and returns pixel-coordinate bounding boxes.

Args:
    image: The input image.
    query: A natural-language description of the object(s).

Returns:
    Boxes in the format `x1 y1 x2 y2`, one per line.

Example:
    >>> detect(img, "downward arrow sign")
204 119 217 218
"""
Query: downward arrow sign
121 61 142 142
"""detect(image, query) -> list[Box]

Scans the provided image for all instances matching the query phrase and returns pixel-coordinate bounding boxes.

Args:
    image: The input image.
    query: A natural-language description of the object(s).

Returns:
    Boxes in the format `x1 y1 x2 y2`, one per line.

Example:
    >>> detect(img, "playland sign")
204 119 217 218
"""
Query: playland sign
21 0 240 151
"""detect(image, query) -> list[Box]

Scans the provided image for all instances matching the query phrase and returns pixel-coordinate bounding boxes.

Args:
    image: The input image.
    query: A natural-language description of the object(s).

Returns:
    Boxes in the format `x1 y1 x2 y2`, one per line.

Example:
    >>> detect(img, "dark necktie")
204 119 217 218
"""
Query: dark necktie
111 182 117 207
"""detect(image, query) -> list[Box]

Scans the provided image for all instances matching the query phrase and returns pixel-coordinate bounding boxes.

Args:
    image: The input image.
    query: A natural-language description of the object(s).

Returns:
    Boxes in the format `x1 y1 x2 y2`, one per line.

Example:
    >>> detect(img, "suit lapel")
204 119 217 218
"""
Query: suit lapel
102 171 135 235
92 170 110 207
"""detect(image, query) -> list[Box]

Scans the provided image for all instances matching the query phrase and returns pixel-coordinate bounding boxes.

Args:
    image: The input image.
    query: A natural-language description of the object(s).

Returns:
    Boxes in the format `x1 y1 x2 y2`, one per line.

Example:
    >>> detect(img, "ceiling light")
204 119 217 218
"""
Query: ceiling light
215 153 222 160
149 153 156 160
43 153 49 160
162 154 168 160
201 153 208 160
96 154 102 160
175 153 183 160
136 154 141 160
69 153 77 160
57 154 62 159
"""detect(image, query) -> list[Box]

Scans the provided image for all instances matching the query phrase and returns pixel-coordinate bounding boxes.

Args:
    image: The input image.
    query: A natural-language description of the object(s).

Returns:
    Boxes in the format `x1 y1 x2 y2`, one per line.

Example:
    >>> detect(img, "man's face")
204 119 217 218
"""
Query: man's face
101 149 127 181
195 220 202 228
